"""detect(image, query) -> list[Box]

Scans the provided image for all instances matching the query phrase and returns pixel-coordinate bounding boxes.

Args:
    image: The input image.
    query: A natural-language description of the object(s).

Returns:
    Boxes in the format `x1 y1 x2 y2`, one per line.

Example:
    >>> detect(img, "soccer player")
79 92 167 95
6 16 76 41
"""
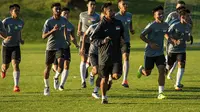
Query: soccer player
52 7 79 91
92 2 124 104
42 3 68 95
80 12 105 99
137 5 169 99
77 0 100 88
166 9 192 91
1 4 24 92
115 0 135 88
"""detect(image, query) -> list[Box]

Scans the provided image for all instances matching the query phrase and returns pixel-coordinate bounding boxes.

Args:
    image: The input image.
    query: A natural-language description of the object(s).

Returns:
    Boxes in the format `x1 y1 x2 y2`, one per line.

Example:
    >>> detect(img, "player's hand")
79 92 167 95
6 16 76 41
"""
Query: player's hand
77 31 82 36
51 24 59 32
171 38 180 46
103 36 111 44
130 29 135 35
149 42 159 50
4 36 12 42
79 48 85 56
20 39 25 45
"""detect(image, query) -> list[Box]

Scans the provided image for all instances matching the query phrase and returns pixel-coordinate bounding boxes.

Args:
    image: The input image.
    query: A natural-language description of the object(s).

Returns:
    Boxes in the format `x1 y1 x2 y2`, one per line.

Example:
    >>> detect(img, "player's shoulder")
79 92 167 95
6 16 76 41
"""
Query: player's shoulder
79 11 87 17
126 12 133 17
2 17 12 23
146 21 156 27
115 11 120 16
93 12 100 17
45 17 54 23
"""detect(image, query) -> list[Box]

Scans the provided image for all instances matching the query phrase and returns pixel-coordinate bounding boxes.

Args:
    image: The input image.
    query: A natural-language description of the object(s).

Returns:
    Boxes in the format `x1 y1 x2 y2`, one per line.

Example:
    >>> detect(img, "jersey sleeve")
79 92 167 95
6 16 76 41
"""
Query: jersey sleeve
141 23 152 36
42 20 50 33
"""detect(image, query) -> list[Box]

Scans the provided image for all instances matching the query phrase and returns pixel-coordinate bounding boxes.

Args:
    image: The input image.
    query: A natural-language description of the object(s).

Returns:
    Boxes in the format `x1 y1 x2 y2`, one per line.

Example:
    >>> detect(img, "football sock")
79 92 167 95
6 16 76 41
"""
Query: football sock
44 79 49 87
93 86 99 93
123 60 129 82
80 62 86 83
60 69 69 86
13 71 20 86
176 68 184 86
54 71 61 79
158 86 164 94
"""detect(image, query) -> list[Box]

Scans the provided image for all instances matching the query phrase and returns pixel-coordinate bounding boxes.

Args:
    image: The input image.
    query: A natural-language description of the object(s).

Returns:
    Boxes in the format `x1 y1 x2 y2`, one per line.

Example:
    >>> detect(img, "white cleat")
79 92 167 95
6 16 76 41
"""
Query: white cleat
44 87 50 96
92 92 100 99
54 77 59 90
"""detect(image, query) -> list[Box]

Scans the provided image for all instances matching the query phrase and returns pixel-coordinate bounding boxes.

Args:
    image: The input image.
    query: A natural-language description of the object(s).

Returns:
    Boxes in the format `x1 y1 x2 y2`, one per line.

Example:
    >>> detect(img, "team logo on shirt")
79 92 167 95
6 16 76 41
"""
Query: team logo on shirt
18 24 23 28
67 28 72 32
127 18 131 22
90 17 96 22
116 26 120 30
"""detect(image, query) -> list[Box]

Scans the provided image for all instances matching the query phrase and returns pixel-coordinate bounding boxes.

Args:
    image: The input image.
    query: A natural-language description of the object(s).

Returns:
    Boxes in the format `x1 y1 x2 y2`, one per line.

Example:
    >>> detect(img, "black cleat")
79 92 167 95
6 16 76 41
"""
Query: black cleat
81 82 86 88
101 99 108 104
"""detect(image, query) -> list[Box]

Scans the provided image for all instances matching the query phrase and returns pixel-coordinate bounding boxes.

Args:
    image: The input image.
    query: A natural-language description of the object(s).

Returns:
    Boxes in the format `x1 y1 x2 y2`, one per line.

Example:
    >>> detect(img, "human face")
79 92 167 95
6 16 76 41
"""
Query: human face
119 1 128 12
10 7 20 18
181 14 189 24
154 10 164 22
61 10 70 19
104 6 115 20
52 6 61 17
87 1 96 12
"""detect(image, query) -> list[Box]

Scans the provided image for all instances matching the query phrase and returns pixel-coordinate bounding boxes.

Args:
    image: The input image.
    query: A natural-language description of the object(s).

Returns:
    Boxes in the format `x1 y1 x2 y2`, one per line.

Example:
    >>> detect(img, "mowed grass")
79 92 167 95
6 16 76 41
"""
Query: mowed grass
0 42 200 112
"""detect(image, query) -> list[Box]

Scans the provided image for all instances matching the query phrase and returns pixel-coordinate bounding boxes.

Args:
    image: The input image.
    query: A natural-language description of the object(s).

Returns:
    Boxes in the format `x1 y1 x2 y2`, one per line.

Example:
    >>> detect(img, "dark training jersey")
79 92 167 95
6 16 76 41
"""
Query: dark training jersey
92 17 124 65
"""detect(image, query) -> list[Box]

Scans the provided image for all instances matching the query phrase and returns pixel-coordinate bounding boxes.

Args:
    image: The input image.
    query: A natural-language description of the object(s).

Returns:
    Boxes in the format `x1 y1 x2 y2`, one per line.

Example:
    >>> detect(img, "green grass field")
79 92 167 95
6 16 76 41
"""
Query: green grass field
0 43 200 112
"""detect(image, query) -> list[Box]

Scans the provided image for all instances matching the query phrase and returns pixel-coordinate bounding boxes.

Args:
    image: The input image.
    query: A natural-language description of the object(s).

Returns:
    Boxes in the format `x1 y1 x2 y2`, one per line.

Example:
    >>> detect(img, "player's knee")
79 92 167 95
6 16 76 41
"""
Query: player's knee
178 62 185 68
112 73 122 80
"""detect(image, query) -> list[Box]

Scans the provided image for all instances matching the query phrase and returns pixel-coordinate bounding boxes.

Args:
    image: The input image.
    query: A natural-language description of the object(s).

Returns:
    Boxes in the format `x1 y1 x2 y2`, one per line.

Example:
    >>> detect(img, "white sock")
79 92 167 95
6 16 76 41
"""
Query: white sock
60 69 69 86
123 61 129 82
44 79 49 87
158 86 164 94
93 86 99 93
54 71 61 78
176 68 184 86
13 71 20 86
168 61 178 76
102 95 107 100
80 62 86 83
90 72 93 77
108 75 112 81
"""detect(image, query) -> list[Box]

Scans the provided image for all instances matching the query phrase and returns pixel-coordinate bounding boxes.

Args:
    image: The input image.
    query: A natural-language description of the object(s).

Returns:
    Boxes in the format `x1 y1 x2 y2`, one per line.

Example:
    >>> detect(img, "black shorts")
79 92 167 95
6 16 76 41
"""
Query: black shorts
2 46 21 64
167 52 186 66
53 48 71 65
121 42 131 54
80 41 90 55
90 53 98 67
98 62 122 78
45 49 65 65
144 55 166 70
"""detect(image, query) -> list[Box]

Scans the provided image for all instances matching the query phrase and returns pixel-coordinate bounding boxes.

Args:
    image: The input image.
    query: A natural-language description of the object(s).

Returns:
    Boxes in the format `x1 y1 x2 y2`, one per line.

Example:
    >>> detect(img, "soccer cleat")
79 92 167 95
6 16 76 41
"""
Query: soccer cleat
13 86 20 92
174 84 183 91
1 71 6 79
137 65 144 78
59 85 64 91
81 82 86 88
89 74 94 86
54 77 59 90
44 87 50 96
157 93 167 99
101 98 108 104
122 80 129 88
167 74 172 80
92 92 100 99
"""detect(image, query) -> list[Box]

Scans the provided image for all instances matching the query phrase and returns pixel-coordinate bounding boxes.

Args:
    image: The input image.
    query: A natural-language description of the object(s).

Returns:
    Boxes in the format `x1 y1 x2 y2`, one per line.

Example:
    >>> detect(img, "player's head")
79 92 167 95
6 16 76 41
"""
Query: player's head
9 4 20 18
179 9 189 23
176 1 185 9
101 2 115 19
87 0 96 12
176 6 186 13
51 3 61 17
118 0 128 12
61 7 70 19
152 5 164 22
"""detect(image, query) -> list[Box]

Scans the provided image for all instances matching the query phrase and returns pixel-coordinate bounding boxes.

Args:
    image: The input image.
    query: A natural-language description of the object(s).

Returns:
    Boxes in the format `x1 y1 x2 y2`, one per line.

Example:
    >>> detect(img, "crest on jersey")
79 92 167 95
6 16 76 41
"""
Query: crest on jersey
116 26 120 30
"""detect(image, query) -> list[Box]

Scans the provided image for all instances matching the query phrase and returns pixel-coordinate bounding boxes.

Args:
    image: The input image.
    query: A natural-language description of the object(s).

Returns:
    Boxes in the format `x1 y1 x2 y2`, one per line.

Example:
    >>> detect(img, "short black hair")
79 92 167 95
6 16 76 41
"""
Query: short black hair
9 4 20 11
185 9 191 14
177 1 186 5
118 0 128 3
176 6 186 13
101 2 112 13
152 5 163 14
179 9 188 16
62 7 70 12
87 0 96 3
51 2 61 9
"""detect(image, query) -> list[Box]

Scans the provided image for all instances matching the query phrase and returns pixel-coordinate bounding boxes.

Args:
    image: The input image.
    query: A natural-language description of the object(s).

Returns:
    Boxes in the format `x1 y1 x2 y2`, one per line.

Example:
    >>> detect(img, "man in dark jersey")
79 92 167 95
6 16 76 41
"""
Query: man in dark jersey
92 3 124 104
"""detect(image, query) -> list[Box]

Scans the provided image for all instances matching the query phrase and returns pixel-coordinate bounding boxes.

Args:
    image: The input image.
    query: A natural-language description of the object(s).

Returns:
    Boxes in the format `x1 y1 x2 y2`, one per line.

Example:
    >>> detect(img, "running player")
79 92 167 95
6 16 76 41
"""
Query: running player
92 2 124 104
77 0 100 88
1 4 24 92
42 3 68 95
137 5 169 99
115 0 135 88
